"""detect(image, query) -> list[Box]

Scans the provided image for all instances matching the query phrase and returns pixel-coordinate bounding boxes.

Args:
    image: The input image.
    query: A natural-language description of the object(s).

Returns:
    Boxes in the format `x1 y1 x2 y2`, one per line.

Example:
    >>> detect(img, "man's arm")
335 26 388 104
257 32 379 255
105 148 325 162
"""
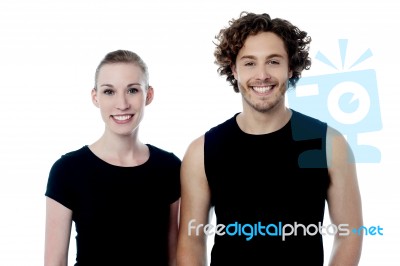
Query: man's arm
326 126 363 266
177 135 212 266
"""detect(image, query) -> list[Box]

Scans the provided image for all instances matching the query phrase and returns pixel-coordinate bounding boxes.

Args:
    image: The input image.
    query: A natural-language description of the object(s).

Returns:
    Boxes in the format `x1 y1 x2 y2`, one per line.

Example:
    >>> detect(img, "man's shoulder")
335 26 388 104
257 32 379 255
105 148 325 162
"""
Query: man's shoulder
290 109 328 140
291 109 326 126
206 113 239 135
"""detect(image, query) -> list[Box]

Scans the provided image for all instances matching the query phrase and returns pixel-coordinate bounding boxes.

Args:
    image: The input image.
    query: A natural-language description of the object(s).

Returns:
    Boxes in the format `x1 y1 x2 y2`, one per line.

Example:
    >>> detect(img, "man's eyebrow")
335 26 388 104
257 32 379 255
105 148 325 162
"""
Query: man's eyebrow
238 55 257 60
238 54 285 60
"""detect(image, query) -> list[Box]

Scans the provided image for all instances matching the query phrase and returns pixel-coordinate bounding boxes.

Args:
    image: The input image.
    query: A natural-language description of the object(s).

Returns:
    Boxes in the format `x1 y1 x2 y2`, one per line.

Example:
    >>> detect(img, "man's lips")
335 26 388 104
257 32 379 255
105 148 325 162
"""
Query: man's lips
251 85 274 93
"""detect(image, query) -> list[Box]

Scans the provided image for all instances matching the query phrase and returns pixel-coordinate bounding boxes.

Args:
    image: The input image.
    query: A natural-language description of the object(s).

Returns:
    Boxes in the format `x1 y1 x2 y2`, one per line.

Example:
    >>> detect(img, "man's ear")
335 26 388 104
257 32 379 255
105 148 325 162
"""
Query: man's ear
91 88 99 107
145 86 154 105
232 64 238 80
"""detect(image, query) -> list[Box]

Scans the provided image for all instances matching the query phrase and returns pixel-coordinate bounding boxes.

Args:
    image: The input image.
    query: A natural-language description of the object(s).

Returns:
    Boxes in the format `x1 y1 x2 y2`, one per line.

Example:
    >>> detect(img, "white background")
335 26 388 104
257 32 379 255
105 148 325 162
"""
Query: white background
0 0 399 265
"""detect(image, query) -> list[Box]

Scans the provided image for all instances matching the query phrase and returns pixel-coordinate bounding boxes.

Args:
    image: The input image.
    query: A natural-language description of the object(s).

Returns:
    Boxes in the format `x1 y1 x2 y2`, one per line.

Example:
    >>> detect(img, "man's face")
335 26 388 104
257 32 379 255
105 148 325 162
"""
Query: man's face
232 31 292 113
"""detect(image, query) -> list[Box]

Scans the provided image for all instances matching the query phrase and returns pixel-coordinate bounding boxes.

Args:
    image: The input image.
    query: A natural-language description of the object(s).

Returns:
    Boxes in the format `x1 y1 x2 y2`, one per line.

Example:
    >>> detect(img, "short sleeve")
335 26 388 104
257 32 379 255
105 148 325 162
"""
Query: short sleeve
45 156 74 210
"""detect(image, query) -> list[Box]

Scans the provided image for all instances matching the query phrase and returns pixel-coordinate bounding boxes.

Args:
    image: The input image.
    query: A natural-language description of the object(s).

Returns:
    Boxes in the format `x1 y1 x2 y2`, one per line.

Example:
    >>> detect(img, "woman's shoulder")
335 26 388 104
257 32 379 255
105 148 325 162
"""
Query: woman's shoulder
52 146 91 168
147 144 181 164
60 145 90 160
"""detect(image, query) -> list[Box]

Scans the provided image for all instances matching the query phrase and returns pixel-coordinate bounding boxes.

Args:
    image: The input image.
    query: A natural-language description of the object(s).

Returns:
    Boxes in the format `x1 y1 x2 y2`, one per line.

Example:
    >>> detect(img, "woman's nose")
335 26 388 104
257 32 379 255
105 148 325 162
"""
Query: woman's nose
115 95 130 110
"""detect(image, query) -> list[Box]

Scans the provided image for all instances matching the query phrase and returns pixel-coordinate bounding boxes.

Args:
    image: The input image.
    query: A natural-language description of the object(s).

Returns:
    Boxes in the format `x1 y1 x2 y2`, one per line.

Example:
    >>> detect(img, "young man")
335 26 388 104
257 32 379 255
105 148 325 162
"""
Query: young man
177 12 363 265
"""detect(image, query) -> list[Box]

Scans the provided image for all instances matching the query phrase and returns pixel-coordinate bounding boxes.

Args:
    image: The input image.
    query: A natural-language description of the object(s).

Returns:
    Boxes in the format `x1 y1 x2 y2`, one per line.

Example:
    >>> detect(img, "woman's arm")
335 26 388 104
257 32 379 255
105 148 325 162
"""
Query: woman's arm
44 197 73 266
168 199 180 266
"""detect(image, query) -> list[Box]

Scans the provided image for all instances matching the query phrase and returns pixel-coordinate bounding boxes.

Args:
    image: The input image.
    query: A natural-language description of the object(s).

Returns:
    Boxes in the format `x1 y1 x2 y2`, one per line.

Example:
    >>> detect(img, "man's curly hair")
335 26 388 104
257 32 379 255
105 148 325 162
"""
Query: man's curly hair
214 12 312 92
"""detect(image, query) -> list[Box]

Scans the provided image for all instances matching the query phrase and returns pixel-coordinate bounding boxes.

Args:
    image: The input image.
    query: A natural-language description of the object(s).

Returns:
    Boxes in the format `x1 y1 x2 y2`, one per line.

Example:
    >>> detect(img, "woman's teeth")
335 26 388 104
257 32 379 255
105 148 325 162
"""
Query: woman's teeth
113 115 132 121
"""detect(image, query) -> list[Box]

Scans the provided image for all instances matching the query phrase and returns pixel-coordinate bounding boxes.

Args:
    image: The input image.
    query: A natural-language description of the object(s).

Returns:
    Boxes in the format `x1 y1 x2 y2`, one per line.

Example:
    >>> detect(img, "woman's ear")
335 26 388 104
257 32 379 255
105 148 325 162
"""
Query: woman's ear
91 88 99 107
145 86 154 105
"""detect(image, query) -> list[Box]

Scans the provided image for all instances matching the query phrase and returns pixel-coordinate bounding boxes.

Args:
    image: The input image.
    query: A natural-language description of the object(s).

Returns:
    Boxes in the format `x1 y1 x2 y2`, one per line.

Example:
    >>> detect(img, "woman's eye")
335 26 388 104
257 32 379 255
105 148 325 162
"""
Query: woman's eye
103 89 114 95
128 88 139 94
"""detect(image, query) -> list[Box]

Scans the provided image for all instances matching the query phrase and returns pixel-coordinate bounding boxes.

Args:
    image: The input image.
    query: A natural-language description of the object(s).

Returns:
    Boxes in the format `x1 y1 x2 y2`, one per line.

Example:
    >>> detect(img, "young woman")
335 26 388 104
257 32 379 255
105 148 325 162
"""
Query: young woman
45 50 180 265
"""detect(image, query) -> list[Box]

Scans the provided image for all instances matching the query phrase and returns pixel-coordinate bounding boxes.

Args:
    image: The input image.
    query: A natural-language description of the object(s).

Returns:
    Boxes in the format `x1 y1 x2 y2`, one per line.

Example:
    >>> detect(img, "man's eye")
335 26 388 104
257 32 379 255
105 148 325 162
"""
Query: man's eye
245 62 255 66
268 60 280 65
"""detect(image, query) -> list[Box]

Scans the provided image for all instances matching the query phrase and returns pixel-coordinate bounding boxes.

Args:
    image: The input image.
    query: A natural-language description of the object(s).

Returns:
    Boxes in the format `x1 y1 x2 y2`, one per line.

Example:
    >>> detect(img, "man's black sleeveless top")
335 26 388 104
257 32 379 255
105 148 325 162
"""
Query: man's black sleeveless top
204 110 329 266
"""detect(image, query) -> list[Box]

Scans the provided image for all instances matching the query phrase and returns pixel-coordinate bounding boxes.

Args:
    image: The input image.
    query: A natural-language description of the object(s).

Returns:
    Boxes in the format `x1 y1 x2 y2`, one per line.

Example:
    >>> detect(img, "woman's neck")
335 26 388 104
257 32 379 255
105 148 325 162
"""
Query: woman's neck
89 131 149 167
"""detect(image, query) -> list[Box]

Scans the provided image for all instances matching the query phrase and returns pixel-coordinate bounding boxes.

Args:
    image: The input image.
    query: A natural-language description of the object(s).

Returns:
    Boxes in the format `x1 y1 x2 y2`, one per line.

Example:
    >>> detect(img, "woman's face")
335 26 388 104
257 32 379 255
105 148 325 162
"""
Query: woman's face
92 62 153 136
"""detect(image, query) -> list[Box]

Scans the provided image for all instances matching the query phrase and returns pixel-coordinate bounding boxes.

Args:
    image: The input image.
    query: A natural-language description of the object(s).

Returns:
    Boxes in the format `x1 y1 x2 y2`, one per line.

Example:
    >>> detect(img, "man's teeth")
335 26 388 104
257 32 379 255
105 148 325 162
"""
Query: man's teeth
113 115 132 121
252 86 272 93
